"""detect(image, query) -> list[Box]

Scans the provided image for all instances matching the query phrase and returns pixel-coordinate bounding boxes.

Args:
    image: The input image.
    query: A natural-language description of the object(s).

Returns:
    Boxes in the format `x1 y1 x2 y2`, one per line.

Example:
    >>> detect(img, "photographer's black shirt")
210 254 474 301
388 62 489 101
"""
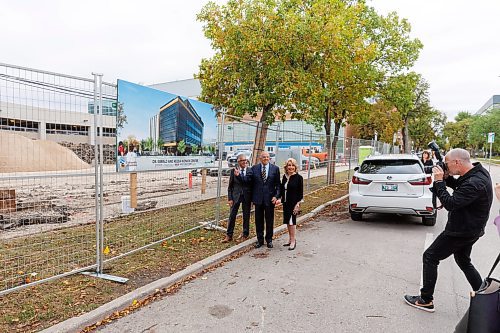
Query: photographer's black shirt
435 162 493 238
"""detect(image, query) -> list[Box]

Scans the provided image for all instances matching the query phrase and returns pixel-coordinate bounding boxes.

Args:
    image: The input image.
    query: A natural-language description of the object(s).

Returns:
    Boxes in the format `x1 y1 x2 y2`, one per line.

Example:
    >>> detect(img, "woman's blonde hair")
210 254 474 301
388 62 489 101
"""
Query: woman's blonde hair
283 158 299 175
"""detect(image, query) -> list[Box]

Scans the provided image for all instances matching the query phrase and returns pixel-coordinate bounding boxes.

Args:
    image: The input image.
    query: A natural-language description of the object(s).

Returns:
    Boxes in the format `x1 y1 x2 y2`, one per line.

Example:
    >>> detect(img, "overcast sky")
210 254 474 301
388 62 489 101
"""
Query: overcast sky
1 0 499 120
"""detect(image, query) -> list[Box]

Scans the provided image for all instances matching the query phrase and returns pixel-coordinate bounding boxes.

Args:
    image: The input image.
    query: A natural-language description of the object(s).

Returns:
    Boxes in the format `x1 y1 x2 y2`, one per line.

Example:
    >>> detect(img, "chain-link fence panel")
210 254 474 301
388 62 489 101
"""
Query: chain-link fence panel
220 115 352 197
0 63 116 295
0 62 402 295
100 165 231 265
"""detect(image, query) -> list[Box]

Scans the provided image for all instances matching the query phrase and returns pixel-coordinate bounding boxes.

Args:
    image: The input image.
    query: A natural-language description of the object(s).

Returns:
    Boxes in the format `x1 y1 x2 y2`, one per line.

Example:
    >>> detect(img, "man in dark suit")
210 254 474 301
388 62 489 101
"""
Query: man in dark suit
222 153 252 243
249 151 281 248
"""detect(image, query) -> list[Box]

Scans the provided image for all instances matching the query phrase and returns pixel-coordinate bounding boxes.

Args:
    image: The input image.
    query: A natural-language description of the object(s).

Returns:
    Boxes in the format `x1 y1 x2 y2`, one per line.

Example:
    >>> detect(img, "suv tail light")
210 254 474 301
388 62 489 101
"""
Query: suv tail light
352 176 372 185
408 176 432 186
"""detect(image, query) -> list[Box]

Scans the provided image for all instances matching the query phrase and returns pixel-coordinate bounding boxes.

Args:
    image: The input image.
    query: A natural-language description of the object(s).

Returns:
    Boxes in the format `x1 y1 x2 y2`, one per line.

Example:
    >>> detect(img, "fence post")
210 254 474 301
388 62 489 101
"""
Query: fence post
274 123 280 158
329 133 334 185
92 73 102 274
201 168 207 194
214 109 226 228
98 74 105 274
307 130 312 192
348 136 354 182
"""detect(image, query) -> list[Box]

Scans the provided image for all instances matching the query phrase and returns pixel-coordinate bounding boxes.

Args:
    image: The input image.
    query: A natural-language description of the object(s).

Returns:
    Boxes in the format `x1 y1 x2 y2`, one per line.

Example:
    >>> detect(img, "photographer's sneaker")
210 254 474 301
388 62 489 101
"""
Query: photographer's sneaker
404 295 435 313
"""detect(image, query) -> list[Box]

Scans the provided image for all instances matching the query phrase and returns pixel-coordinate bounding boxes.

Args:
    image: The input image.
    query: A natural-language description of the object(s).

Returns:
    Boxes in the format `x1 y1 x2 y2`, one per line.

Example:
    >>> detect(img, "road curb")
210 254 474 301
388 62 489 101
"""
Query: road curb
41 193 349 333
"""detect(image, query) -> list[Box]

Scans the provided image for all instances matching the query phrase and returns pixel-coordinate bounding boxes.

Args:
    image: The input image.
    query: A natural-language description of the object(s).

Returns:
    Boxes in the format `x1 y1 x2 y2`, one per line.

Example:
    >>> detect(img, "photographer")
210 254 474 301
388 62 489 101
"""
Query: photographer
404 148 493 312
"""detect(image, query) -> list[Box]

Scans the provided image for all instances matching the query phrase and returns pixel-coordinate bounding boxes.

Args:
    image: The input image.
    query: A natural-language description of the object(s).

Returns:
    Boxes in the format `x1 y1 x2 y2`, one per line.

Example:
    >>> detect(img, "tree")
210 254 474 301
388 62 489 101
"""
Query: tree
145 137 154 152
288 1 422 183
116 102 127 136
197 0 421 176
468 108 499 154
380 72 424 153
140 139 146 153
197 0 298 164
408 107 446 151
191 144 199 154
177 139 186 155
122 139 128 153
156 137 164 154
454 111 473 122
350 100 402 143
443 112 473 150
126 135 140 152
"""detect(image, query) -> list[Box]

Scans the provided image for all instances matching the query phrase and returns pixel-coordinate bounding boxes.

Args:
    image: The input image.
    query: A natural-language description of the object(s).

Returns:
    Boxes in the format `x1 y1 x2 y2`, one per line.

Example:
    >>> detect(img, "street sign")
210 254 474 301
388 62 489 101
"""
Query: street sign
487 132 495 144
112 102 117 109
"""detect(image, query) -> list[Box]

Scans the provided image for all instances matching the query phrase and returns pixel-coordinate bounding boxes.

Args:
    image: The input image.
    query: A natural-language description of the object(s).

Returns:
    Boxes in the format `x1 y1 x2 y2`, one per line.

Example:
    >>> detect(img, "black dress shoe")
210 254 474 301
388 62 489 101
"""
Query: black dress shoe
283 243 291 247
267 242 273 248
254 242 263 248
288 242 296 251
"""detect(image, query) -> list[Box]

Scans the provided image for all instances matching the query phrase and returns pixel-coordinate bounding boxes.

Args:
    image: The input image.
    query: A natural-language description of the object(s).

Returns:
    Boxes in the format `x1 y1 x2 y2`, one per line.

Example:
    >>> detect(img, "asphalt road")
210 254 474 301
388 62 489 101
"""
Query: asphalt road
98 164 499 333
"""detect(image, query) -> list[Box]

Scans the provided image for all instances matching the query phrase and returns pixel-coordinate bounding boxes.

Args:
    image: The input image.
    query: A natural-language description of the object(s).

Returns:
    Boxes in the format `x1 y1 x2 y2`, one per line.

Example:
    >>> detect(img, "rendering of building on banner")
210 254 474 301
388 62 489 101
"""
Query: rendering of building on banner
116 79 216 172
149 96 204 155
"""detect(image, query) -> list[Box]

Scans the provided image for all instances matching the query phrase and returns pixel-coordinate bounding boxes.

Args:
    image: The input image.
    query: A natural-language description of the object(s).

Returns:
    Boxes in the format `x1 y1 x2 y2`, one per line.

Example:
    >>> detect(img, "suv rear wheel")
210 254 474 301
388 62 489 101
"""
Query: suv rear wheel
349 208 363 221
422 213 436 226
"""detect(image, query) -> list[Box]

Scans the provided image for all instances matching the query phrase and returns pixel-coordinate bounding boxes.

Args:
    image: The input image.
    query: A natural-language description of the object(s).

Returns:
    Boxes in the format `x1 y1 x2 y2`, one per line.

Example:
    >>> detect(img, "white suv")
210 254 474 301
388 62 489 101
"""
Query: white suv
349 154 436 226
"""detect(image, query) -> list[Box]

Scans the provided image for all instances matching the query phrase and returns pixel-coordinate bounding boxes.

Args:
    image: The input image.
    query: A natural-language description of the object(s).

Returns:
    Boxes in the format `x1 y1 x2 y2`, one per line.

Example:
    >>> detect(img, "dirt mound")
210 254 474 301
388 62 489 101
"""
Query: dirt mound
0 132 90 172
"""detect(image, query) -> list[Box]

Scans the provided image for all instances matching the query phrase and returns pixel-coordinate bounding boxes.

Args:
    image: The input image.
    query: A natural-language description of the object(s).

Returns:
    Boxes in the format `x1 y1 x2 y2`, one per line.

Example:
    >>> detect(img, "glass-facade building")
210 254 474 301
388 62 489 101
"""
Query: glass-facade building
476 95 500 115
158 97 203 146
88 99 117 116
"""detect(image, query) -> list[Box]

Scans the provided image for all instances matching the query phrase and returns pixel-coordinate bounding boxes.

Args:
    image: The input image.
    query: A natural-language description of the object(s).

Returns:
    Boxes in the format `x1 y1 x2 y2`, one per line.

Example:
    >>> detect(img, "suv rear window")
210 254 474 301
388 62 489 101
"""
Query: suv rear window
359 159 423 174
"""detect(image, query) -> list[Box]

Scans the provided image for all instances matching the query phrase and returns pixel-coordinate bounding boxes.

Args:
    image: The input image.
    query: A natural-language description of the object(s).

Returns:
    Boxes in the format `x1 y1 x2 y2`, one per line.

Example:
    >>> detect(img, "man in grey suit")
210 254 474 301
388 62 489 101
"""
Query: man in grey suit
222 153 252 243
249 151 281 248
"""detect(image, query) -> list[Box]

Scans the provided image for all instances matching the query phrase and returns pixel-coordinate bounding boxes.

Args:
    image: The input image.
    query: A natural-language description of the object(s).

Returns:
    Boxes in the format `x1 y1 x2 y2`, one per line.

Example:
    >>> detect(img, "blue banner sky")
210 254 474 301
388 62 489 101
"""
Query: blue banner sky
117 79 218 144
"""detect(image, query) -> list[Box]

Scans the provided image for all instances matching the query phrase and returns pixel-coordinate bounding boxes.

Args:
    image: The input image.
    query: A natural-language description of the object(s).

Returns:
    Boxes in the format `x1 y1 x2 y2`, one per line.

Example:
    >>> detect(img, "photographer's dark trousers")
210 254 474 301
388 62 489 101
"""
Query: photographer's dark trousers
226 196 251 237
420 232 482 302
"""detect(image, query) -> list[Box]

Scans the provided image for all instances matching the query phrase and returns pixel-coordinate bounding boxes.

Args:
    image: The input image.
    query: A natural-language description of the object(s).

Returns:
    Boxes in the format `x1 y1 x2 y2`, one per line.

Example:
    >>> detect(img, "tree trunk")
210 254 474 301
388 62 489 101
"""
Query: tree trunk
329 120 342 185
324 106 335 185
251 105 272 165
403 116 411 153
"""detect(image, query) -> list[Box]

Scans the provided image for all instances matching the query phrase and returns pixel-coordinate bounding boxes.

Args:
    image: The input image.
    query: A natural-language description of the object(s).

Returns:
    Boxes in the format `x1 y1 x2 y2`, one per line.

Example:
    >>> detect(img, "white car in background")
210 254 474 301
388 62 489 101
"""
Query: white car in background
227 150 252 167
269 152 276 164
301 155 320 169
349 154 436 226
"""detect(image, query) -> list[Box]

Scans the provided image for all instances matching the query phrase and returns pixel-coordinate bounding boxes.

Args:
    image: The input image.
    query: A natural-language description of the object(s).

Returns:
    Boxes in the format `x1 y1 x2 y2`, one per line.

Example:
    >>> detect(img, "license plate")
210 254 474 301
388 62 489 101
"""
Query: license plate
382 184 398 191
